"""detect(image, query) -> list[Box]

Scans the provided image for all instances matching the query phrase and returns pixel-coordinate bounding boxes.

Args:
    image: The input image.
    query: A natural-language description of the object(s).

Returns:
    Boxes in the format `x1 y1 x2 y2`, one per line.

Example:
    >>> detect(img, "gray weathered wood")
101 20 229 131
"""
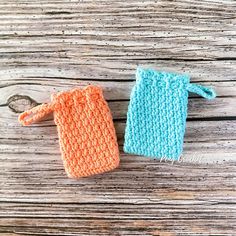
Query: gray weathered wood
0 0 236 235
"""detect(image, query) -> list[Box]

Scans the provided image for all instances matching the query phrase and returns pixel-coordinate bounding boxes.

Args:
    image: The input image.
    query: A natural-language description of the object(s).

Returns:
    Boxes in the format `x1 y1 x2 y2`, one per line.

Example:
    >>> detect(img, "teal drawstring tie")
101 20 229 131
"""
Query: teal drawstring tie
187 83 216 100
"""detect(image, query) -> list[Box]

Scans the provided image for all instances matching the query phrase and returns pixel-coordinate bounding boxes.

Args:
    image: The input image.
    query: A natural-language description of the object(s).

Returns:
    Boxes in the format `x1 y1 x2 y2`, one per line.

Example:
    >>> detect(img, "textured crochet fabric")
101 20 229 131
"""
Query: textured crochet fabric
19 86 120 178
124 68 216 161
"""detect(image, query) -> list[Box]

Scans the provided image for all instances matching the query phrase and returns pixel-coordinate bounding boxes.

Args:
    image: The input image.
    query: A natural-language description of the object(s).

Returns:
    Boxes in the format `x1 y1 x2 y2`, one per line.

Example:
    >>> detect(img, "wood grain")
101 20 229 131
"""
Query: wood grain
0 0 235 60
0 0 236 235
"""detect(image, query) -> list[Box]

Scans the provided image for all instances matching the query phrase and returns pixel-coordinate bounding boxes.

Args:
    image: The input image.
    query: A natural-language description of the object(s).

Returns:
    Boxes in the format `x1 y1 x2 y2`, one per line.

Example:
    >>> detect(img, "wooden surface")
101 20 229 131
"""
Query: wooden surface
0 0 236 235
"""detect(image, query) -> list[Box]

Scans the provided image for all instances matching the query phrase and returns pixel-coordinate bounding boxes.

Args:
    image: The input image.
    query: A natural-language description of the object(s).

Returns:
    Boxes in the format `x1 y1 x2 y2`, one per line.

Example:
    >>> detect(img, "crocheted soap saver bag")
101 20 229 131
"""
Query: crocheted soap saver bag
19 86 120 178
124 68 216 161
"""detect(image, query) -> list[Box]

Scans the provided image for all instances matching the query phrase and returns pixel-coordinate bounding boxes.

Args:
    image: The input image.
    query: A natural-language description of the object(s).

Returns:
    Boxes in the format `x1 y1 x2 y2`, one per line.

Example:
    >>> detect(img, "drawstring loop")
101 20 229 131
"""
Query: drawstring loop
18 103 54 126
187 83 216 100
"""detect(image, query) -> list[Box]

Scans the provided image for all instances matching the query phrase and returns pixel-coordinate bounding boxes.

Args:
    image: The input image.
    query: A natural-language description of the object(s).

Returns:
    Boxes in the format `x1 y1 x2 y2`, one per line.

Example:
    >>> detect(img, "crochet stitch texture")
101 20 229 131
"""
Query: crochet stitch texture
124 68 216 160
19 86 120 178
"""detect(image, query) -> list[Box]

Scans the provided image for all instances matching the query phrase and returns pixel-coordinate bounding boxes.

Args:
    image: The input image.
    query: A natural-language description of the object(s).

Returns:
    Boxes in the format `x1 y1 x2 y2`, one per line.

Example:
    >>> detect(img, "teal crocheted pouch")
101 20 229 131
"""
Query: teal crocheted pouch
124 68 216 161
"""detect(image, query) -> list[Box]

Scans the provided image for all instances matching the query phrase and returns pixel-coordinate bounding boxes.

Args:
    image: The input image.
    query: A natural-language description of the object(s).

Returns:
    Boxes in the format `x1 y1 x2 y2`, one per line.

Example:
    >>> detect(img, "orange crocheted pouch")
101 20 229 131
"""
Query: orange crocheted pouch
18 86 120 178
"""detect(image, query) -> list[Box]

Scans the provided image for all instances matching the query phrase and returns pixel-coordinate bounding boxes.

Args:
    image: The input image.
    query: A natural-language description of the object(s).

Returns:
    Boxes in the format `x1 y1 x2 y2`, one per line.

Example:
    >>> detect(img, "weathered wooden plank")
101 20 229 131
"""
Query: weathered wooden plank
0 151 235 202
1 107 236 143
2 202 236 218
0 218 235 236
1 60 236 82
1 104 236 163
1 80 235 108
0 202 235 235
2 93 236 120
0 0 235 60
1 140 235 163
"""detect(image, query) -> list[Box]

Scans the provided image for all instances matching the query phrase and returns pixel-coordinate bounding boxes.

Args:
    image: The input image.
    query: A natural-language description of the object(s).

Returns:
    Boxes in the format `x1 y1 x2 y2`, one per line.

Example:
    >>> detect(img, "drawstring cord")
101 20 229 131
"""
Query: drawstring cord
187 83 216 99
18 103 54 126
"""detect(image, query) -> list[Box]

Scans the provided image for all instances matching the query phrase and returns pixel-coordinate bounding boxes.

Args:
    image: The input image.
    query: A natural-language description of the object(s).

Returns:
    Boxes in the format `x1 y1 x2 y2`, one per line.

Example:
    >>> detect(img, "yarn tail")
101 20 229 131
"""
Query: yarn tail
187 83 216 99
18 103 54 126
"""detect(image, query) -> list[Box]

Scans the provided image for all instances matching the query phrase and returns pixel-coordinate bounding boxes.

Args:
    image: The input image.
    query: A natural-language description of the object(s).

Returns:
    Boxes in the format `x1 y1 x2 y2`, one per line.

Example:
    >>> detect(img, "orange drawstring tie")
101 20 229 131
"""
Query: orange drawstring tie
18 103 54 126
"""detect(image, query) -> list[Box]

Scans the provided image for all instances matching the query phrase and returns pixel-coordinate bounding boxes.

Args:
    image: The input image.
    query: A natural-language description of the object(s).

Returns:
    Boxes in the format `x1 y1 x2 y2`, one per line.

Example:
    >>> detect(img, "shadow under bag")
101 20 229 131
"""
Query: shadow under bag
124 68 216 161
19 86 120 178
